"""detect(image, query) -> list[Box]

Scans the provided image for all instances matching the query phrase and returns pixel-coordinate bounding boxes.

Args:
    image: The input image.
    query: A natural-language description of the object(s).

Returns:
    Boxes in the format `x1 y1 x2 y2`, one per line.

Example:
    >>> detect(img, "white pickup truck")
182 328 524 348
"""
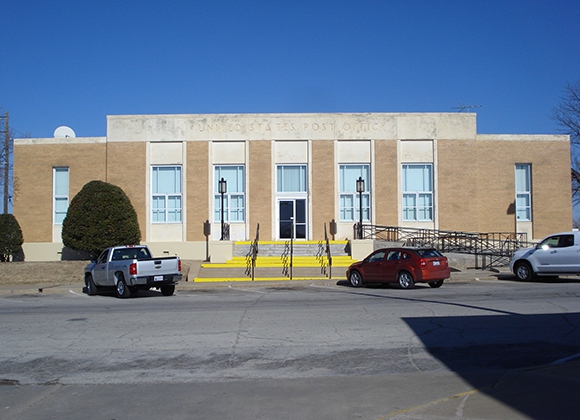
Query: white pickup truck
84 245 182 298
510 231 580 281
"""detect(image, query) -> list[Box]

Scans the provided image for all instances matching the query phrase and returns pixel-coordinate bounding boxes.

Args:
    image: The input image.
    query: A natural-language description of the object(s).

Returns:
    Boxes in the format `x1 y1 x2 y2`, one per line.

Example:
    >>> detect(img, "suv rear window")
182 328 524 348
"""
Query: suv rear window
415 249 443 258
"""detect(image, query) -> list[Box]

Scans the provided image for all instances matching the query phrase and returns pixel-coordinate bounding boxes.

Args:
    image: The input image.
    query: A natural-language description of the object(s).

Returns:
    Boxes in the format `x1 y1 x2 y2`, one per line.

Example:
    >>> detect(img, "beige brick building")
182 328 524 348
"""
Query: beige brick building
13 112 572 261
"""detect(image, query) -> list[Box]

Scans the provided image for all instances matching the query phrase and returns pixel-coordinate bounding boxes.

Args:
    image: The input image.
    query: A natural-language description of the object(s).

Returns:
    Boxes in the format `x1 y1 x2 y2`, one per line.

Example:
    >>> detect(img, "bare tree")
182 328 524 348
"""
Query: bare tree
552 81 580 206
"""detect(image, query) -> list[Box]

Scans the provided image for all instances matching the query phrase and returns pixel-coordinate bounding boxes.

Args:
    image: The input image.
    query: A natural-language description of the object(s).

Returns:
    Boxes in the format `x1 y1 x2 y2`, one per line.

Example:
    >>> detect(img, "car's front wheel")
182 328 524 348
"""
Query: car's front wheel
349 271 364 288
397 271 415 289
514 261 534 281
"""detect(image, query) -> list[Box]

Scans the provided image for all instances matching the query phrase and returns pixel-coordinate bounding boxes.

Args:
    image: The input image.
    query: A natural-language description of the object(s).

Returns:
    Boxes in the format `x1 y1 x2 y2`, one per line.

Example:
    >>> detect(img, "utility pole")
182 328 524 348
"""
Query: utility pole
0 112 9 214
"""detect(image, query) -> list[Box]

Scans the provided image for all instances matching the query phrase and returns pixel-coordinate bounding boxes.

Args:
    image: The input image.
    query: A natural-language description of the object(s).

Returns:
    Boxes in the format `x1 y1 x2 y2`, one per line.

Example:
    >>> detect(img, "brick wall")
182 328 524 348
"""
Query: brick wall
186 141 209 241
438 140 480 231
13 127 572 248
13 142 107 242
311 140 335 238
106 142 147 236
248 141 272 239
438 138 571 238
374 139 399 226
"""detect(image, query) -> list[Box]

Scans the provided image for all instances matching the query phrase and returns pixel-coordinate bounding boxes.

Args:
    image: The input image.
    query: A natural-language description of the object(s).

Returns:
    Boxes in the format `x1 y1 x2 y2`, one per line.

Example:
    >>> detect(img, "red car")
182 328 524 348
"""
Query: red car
346 248 451 289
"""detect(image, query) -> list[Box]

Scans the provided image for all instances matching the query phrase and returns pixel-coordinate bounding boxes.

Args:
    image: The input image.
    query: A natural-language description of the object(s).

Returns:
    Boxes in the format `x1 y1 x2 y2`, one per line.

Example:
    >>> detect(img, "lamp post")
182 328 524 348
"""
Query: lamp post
219 177 227 240
356 176 364 239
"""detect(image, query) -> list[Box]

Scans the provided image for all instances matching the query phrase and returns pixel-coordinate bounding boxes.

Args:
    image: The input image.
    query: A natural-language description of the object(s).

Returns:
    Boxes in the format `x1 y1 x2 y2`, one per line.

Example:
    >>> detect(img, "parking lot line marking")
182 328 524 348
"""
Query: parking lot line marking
69 290 89 297
380 388 482 419
0 297 25 303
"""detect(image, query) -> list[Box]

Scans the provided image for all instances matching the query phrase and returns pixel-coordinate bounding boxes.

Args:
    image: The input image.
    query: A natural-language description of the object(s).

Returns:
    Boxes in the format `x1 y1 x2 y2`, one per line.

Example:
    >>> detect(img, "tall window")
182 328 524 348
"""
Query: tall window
402 164 433 221
277 165 307 192
515 164 532 221
339 164 370 222
152 166 182 223
214 165 245 222
53 167 69 225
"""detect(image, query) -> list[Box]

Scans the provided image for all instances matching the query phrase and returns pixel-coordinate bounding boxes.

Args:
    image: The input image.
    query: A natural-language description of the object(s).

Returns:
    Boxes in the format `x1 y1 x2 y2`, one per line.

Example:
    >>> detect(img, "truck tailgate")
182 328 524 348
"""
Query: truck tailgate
137 258 180 277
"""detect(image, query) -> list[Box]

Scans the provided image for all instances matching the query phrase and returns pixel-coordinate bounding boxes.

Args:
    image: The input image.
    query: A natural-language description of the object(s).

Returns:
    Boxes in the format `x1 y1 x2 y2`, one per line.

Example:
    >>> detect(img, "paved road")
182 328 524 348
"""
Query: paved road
1 277 580 419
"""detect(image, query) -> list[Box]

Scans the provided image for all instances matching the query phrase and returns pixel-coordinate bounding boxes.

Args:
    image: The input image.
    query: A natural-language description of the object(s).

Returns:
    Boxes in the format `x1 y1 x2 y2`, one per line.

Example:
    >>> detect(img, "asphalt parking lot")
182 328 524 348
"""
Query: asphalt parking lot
2 270 580 419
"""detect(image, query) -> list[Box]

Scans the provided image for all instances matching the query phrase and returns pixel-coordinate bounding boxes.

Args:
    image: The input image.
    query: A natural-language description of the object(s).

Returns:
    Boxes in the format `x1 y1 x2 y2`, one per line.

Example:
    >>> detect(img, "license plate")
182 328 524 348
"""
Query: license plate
433 261 440 266
154 275 164 282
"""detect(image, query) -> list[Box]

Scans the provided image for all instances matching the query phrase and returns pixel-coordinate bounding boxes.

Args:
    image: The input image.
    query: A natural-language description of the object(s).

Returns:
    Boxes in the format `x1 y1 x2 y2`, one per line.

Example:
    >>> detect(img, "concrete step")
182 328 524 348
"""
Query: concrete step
195 240 353 282
201 255 355 269
233 240 350 257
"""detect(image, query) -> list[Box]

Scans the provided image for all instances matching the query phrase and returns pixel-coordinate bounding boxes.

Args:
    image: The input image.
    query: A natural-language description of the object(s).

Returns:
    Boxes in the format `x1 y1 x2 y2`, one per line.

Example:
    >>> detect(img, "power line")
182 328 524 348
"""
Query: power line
452 103 482 113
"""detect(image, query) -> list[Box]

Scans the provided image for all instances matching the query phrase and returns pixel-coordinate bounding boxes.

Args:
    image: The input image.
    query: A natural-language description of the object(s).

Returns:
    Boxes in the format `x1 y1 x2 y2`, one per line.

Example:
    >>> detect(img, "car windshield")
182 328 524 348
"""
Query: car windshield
415 249 442 258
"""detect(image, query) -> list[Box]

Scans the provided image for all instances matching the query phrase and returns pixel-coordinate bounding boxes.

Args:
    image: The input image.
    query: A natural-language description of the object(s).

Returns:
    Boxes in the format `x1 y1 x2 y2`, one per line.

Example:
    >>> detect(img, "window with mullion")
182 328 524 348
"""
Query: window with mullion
152 166 182 223
339 164 370 222
276 165 307 192
515 164 532 221
402 164 433 221
53 167 69 225
214 166 245 223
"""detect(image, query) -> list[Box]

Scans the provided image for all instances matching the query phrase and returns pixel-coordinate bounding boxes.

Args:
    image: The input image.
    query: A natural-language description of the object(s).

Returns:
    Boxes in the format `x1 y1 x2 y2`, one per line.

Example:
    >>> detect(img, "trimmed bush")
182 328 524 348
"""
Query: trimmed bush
62 180 141 259
0 214 24 262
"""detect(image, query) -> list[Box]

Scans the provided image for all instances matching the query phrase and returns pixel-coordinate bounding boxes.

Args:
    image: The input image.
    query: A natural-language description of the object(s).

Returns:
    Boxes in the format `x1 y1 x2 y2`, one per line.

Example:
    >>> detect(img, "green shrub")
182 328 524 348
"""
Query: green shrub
62 180 141 259
0 214 24 262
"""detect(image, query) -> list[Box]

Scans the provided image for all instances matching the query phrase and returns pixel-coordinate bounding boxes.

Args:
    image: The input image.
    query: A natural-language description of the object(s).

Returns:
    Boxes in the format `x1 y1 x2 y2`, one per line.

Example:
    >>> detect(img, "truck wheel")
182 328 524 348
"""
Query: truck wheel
514 261 534 282
160 285 175 296
116 276 132 298
85 274 98 296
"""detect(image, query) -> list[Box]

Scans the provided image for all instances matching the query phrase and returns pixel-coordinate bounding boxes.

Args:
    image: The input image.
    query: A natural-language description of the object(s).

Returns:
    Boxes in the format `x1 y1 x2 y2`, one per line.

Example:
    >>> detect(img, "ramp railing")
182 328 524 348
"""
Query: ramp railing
354 224 531 269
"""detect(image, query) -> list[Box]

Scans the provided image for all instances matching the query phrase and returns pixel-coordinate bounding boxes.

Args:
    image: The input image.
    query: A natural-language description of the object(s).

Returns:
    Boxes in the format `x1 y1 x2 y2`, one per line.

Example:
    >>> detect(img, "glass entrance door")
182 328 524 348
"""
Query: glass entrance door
279 199 306 239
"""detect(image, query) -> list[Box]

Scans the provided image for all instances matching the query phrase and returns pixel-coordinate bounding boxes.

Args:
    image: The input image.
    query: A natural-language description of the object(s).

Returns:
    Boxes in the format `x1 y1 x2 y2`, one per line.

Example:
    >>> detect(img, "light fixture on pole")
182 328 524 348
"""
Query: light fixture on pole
219 177 227 240
356 176 364 239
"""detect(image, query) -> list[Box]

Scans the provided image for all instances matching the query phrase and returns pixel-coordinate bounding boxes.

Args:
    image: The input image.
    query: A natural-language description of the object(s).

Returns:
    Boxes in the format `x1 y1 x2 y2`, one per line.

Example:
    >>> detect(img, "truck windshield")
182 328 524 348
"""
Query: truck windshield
111 247 152 261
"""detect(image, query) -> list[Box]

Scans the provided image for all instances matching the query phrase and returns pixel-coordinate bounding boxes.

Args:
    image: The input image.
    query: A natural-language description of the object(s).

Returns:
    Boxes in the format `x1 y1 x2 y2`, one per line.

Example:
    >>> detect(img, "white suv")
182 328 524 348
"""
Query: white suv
510 231 580 281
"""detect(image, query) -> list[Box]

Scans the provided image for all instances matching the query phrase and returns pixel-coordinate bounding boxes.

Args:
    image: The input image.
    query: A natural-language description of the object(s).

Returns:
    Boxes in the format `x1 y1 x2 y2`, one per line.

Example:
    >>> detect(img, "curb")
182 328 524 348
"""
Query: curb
0 269 506 295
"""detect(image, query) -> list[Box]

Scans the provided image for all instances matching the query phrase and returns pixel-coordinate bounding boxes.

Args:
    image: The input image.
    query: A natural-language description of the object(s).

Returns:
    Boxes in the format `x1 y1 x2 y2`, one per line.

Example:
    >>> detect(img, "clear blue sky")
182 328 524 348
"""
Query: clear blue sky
1 0 579 139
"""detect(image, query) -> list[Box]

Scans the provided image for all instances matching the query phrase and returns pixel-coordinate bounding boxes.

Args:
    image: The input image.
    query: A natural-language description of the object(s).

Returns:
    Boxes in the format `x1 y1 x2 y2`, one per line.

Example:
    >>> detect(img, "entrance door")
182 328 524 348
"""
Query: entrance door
279 199 307 239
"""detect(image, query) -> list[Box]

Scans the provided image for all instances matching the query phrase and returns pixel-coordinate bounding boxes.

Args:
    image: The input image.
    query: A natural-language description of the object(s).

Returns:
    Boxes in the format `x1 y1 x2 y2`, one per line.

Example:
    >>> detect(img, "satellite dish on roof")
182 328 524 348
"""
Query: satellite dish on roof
54 126 76 138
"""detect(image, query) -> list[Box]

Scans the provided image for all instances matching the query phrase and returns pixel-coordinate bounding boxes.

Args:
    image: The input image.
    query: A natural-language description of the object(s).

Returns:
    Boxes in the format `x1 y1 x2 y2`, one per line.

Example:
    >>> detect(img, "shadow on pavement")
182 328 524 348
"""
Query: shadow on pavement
82 286 170 298
495 272 580 283
404 312 580 419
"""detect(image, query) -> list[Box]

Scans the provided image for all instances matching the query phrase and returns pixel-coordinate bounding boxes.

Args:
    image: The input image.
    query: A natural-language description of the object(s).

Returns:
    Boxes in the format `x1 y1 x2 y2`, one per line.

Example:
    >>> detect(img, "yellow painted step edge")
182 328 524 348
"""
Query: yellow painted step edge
201 262 353 268
193 276 344 282
233 240 348 245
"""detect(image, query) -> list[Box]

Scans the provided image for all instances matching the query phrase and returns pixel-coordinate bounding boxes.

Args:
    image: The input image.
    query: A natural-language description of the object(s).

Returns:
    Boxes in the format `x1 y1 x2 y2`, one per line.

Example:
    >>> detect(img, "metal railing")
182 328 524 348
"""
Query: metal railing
221 223 230 241
245 223 259 281
316 223 333 279
281 241 292 279
354 224 531 269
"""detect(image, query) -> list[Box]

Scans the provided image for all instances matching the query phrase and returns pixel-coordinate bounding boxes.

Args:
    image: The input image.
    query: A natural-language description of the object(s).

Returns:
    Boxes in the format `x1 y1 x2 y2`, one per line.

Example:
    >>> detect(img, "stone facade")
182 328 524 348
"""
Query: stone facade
13 113 572 261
